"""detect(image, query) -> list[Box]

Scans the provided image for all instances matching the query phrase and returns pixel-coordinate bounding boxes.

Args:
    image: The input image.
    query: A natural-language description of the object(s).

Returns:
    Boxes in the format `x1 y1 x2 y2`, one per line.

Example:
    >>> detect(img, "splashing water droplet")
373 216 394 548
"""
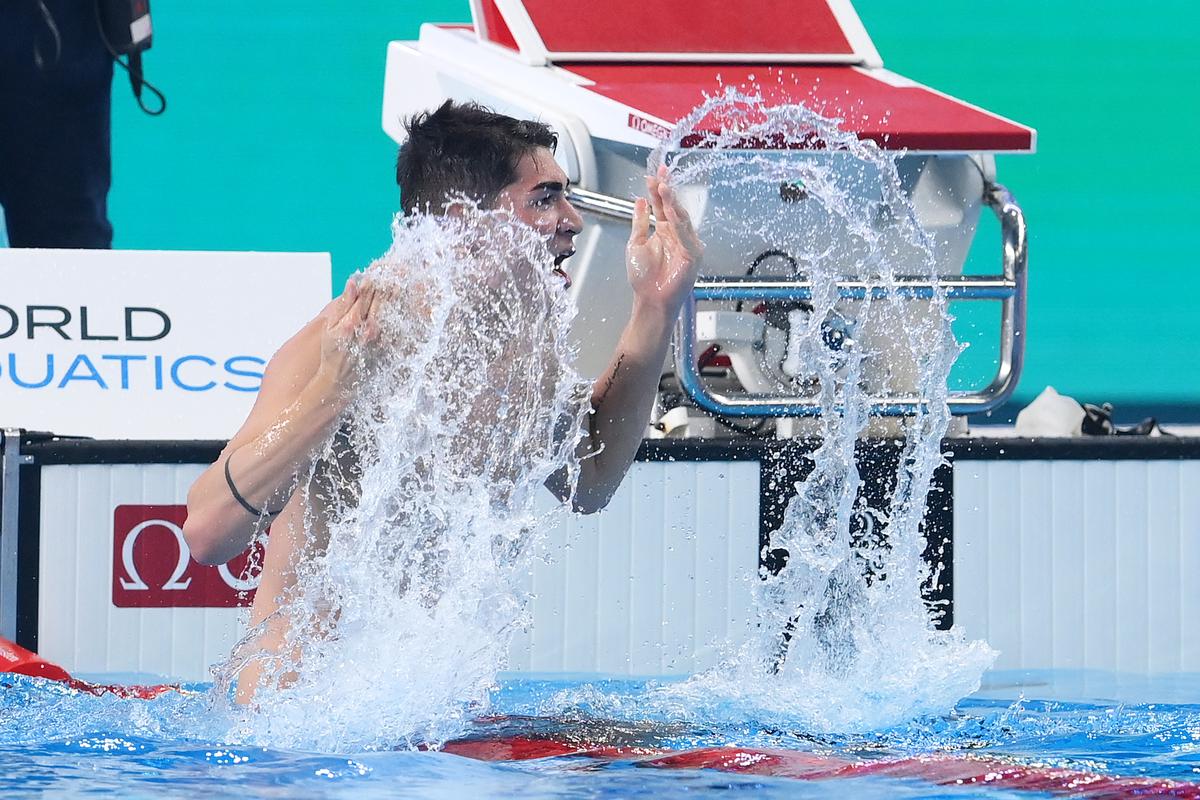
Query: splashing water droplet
214 204 591 752
573 88 994 733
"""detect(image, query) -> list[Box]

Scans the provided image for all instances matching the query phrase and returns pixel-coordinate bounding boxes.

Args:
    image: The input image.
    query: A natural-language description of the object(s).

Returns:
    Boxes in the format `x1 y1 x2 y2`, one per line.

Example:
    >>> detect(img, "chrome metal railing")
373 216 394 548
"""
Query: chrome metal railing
569 183 1028 417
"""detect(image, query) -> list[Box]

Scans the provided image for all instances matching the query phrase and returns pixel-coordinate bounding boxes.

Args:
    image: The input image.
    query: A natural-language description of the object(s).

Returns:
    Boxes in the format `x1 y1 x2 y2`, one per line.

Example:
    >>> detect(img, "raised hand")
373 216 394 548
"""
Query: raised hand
314 277 383 397
626 165 705 314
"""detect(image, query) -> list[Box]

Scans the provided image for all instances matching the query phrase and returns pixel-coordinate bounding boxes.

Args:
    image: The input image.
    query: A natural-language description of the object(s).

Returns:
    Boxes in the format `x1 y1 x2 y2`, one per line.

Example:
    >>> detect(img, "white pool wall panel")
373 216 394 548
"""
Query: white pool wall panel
35 460 759 682
36 464 237 680
952 459 1200 673
509 461 759 675
31 454 1198 683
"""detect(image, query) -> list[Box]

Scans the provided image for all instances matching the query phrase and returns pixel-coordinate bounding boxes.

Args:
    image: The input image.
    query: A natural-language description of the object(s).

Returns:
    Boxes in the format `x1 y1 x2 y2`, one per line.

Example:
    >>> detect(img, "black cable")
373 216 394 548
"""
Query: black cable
741 248 811 436
660 370 773 438
735 249 801 312
93 0 166 116
700 346 771 436
964 154 996 195
33 0 62 70
715 414 771 437
663 249 804 437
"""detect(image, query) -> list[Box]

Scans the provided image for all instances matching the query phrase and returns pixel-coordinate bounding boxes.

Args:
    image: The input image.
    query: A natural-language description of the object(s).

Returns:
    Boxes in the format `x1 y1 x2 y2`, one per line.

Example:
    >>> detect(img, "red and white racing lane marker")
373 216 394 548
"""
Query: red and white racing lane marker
4 638 1196 798
0 637 183 700
446 733 1200 799
642 747 1200 799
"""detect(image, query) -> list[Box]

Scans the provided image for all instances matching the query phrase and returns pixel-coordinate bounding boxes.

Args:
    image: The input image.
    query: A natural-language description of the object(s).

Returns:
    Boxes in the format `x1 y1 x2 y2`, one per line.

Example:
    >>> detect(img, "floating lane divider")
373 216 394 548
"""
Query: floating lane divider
637 748 1200 799
0 636 182 700
4 638 1196 798
445 730 1200 799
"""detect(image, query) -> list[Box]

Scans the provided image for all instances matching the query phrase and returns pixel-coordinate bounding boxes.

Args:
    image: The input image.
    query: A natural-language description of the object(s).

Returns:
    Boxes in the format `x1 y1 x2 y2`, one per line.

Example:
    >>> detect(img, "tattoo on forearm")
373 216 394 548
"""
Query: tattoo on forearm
595 353 625 408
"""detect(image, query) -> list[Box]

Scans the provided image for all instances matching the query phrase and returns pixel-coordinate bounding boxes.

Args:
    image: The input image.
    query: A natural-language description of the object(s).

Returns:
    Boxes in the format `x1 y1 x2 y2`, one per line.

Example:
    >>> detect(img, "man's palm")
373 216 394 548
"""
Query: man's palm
626 166 705 312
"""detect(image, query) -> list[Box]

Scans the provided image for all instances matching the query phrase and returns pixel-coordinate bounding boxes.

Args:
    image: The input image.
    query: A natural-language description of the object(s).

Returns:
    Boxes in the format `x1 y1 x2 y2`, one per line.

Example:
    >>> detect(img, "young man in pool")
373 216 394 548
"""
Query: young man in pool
181 101 703 697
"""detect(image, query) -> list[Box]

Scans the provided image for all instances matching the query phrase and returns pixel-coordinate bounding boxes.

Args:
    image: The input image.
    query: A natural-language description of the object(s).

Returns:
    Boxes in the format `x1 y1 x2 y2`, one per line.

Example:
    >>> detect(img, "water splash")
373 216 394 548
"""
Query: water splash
215 206 591 752
215 88 991 746
642 89 995 731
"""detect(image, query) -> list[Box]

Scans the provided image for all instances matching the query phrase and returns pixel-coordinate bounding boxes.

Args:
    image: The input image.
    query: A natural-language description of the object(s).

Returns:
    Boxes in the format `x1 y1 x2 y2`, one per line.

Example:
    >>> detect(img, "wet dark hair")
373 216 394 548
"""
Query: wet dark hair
396 100 558 215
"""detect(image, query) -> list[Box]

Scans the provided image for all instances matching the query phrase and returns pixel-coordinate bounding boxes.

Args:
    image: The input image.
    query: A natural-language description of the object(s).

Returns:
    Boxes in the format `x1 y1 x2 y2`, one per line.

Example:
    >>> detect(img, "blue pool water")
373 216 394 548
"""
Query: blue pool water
3 670 1200 798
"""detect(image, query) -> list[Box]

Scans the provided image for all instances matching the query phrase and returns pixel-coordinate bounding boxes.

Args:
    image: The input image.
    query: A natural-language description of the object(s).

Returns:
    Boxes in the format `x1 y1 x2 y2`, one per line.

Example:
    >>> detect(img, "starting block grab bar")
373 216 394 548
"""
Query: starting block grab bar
567 184 1028 417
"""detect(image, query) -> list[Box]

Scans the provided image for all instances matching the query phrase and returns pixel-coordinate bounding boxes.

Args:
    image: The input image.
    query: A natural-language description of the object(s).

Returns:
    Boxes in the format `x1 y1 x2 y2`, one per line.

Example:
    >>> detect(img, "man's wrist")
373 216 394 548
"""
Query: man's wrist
630 295 682 333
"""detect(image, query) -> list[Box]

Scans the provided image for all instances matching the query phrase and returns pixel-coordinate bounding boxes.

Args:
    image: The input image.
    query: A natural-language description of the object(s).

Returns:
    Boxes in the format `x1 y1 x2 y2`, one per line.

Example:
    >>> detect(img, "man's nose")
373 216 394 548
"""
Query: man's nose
558 201 583 236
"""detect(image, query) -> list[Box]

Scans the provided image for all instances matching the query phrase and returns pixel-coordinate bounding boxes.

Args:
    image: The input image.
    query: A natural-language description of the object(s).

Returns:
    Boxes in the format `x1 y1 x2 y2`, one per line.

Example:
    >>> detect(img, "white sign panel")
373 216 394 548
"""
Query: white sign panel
0 249 331 439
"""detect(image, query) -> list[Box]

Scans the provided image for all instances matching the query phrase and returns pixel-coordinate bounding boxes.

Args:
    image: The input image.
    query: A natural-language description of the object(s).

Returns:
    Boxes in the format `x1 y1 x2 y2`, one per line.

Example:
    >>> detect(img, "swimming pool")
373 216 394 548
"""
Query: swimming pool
4 669 1199 798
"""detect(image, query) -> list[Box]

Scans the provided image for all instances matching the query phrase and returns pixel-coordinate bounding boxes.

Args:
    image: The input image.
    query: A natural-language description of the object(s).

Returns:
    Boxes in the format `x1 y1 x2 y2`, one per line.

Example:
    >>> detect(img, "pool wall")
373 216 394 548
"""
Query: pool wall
1 432 1197 682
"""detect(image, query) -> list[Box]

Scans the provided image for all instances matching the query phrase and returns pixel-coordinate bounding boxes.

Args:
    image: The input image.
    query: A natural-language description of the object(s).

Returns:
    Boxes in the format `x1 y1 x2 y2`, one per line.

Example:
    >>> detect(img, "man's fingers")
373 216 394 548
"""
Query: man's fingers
367 284 384 321
645 174 668 229
328 277 380 346
332 307 358 345
328 278 359 320
661 184 683 226
364 286 385 341
362 318 380 344
356 283 376 321
661 184 703 253
628 197 650 247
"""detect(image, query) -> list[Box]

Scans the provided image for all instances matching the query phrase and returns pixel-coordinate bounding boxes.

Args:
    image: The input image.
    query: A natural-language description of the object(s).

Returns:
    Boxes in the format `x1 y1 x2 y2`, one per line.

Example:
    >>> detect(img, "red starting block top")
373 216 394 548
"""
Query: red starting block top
564 63 1036 152
461 1 1033 153
472 0 879 63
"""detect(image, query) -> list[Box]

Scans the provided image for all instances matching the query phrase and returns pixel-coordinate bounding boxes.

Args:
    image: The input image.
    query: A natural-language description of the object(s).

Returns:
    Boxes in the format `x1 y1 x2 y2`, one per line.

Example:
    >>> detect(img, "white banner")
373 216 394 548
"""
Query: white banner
0 248 331 439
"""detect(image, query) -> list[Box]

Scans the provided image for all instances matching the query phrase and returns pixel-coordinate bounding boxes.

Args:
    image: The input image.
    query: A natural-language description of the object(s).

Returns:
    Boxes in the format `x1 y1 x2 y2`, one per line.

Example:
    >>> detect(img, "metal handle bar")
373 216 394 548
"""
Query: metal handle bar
568 184 1027 417
675 184 1026 416
565 187 643 221
680 274 1017 302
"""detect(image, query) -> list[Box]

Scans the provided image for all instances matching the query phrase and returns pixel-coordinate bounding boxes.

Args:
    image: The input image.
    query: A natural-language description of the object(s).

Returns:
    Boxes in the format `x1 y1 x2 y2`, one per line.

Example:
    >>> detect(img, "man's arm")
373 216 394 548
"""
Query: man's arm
560 167 704 513
182 280 380 564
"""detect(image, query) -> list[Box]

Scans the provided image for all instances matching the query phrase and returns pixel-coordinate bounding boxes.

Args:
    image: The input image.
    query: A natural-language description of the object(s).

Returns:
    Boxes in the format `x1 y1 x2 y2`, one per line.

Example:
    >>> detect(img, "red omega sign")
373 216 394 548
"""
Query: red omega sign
627 113 673 141
111 505 263 608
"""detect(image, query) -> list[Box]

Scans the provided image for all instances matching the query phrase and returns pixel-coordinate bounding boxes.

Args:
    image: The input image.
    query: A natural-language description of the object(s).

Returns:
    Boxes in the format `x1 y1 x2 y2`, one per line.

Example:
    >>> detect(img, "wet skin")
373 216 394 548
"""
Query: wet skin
491 149 584 286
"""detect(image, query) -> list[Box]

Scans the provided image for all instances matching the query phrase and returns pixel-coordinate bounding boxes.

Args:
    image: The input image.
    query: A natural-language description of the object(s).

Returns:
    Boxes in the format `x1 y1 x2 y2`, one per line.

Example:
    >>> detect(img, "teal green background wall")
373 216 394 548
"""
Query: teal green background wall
109 2 1198 412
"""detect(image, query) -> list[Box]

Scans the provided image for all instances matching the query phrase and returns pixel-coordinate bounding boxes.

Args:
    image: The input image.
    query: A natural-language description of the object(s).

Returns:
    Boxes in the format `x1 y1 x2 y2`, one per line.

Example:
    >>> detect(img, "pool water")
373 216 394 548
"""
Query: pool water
3 670 1199 798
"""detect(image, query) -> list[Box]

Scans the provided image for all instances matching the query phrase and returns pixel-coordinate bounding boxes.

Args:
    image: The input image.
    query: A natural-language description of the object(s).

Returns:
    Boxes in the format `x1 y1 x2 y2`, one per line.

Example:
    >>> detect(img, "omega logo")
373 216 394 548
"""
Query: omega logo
117 518 256 593
112 504 261 608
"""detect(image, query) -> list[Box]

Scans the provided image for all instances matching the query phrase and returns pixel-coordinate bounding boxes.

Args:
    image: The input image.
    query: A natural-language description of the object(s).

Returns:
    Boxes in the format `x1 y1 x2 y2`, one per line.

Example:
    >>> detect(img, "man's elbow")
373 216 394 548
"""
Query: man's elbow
182 485 233 566
182 513 228 566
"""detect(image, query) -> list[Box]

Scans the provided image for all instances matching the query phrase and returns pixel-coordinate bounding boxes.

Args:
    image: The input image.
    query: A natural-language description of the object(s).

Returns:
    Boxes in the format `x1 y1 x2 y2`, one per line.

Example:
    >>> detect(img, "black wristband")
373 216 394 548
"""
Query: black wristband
224 456 284 517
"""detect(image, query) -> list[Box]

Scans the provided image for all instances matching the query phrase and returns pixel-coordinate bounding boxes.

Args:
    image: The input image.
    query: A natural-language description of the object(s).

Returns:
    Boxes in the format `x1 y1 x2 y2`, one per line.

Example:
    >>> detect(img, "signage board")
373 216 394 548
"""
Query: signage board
0 248 330 439
111 504 261 609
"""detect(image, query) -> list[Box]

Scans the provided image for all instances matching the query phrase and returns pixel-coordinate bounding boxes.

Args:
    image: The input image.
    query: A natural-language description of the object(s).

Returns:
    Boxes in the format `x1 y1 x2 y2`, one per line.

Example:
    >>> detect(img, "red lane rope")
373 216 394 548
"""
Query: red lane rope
441 736 655 761
641 747 1200 799
0 636 181 699
5 636 1198 797
447 738 1200 798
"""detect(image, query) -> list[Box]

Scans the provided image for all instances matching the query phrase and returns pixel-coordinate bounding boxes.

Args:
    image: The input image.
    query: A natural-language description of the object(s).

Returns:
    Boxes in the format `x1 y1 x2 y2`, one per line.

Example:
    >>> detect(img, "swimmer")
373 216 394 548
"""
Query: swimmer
181 101 704 700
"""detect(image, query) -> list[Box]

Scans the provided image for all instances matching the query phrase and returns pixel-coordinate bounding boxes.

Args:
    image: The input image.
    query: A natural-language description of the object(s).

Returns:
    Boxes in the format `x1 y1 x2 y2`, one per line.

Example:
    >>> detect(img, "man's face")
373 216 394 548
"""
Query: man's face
492 147 584 285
